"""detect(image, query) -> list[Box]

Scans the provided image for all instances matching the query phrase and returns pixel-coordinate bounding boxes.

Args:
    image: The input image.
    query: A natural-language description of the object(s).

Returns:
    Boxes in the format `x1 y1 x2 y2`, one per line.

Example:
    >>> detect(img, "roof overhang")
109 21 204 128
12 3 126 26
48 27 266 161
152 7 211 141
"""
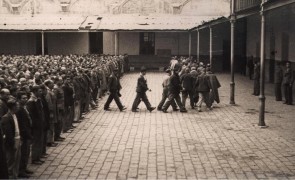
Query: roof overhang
0 14 85 31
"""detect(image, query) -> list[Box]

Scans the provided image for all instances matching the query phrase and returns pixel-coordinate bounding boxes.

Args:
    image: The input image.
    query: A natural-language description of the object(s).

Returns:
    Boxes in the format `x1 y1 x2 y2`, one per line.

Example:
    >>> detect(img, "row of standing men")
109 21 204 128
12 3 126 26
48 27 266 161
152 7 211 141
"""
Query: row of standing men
0 54 128 179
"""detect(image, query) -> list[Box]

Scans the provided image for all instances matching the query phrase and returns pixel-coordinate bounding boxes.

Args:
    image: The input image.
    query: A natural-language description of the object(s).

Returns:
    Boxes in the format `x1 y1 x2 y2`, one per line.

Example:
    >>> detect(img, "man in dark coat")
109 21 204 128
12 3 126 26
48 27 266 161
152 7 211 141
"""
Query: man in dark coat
180 68 194 109
157 69 178 111
247 56 254 80
162 64 187 113
196 69 212 112
16 91 33 178
0 88 10 119
104 69 126 111
1 98 21 179
253 61 260 96
63 76 75 132
0 123 9 179
283 61 294 105
131 66 155 112
26 85 45 165
206 67 221 106
274 62 283 101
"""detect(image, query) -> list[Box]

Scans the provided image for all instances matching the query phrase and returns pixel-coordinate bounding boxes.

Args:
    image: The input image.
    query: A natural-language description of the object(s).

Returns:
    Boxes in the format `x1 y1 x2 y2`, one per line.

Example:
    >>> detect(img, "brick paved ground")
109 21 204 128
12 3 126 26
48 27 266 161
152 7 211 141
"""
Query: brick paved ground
28 72 295 179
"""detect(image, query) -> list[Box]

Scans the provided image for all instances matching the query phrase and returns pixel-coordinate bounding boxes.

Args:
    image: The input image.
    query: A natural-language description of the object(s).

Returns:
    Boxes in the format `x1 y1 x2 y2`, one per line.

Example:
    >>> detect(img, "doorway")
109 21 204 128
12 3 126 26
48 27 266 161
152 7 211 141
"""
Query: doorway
89 32 103 54
140 32 155 55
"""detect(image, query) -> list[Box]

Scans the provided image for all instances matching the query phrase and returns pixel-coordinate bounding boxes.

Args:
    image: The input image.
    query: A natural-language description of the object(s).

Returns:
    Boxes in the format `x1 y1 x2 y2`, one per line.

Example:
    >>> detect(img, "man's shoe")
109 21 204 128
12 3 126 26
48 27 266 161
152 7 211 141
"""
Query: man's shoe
173 108 179 111
25 169 34 174
132 109 139 112
47 143 58 147
55 137 65 141
180 109 187 113
149 107 156 112
104 107 111 111
31 160 43 165
18 172 30 178
162 109 168 113
120 107 127 111
157 107 162 111
197 108 202 112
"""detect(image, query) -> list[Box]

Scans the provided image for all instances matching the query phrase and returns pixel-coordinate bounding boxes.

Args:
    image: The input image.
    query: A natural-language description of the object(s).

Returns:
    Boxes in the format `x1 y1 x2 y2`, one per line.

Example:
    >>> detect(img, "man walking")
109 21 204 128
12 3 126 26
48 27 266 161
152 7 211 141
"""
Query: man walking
162 64 187 113
104 69 126 111
195 69 212 112
131 66 155 112
157 69 178 111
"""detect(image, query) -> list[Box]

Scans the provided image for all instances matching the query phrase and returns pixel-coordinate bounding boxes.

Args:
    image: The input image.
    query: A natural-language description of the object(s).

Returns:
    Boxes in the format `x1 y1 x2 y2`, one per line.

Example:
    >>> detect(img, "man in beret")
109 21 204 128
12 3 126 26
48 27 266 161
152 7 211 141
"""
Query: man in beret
104 68 126 111
131 66 155 112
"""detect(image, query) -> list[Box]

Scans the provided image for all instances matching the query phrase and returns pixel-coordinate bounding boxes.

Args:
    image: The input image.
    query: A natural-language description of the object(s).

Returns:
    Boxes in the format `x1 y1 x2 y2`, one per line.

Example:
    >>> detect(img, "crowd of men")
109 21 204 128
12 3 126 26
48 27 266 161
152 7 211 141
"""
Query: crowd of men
156 57 221 113
0 54 128 179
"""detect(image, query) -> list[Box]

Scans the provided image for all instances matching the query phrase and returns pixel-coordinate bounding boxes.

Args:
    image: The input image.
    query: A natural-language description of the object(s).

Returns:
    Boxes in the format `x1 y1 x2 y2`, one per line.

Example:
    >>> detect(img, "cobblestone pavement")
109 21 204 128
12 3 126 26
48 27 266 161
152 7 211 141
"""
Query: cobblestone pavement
29 72 295 179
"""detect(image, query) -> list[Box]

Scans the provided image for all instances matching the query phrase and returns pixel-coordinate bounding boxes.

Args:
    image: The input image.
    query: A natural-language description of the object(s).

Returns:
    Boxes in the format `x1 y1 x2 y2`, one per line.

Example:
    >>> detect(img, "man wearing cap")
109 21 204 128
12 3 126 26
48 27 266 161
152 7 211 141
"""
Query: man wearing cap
162 64 187 113
104 68 126 111
157 68 178 111
131 66 156 112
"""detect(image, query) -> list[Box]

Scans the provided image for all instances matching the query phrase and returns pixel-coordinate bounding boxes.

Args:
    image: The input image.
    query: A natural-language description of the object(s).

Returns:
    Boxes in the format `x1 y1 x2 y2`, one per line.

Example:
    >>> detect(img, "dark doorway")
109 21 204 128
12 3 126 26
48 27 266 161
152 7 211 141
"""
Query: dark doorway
222 40 230 72
269 29 275 83
140 32 155 55
281 32 289 62
89 32 103 54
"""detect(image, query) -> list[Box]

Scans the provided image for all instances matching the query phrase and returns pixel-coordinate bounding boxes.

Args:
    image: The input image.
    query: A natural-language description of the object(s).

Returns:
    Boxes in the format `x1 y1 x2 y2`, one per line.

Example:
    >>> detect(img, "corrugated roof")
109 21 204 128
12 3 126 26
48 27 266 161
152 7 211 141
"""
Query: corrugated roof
0 15 85 31
0 14 225 31
80 14 223 31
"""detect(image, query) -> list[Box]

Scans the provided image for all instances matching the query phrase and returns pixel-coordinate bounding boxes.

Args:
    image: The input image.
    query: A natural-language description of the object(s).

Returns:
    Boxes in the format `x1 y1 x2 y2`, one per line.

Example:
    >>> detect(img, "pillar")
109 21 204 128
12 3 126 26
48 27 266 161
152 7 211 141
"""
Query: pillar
209 26 213 67
259 1 267 127
41 31 45 56
188 32 192 57
197 29 200 62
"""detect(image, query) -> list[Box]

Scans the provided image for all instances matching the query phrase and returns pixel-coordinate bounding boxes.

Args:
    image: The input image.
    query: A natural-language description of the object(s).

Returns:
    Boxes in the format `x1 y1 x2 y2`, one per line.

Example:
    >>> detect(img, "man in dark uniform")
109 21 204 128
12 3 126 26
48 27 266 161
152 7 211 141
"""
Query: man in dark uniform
157 69 178 111
283 61 294 105
252 61 260 96
26 85 45 165
247 56 254 79
104 69 126 111
180 68 194 109
162 64 187 113
131 66 156 112
274 61 283 101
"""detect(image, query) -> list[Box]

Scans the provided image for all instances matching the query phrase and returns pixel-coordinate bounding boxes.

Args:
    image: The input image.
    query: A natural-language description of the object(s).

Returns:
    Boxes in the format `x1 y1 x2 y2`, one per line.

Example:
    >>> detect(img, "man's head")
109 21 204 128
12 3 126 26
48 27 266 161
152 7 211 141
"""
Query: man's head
0 88 10 101
17 91 28 106
140 66 147 75
6 98 18 114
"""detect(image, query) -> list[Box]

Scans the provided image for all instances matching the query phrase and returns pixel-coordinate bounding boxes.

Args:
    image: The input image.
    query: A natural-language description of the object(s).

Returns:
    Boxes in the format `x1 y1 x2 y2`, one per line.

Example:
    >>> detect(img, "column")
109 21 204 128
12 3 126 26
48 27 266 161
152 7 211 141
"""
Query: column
188 32 192 57
259 0 267 127
230 18 235 105
197 29 200 62
41 31 45 56
209 26 212 67
115 32 118 56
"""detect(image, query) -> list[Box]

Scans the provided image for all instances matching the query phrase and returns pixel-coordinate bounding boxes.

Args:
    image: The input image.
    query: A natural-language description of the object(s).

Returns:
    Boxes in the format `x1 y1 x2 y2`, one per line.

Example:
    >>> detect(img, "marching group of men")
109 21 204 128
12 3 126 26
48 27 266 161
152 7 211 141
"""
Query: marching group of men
0 54 127 179
104 56 221 113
